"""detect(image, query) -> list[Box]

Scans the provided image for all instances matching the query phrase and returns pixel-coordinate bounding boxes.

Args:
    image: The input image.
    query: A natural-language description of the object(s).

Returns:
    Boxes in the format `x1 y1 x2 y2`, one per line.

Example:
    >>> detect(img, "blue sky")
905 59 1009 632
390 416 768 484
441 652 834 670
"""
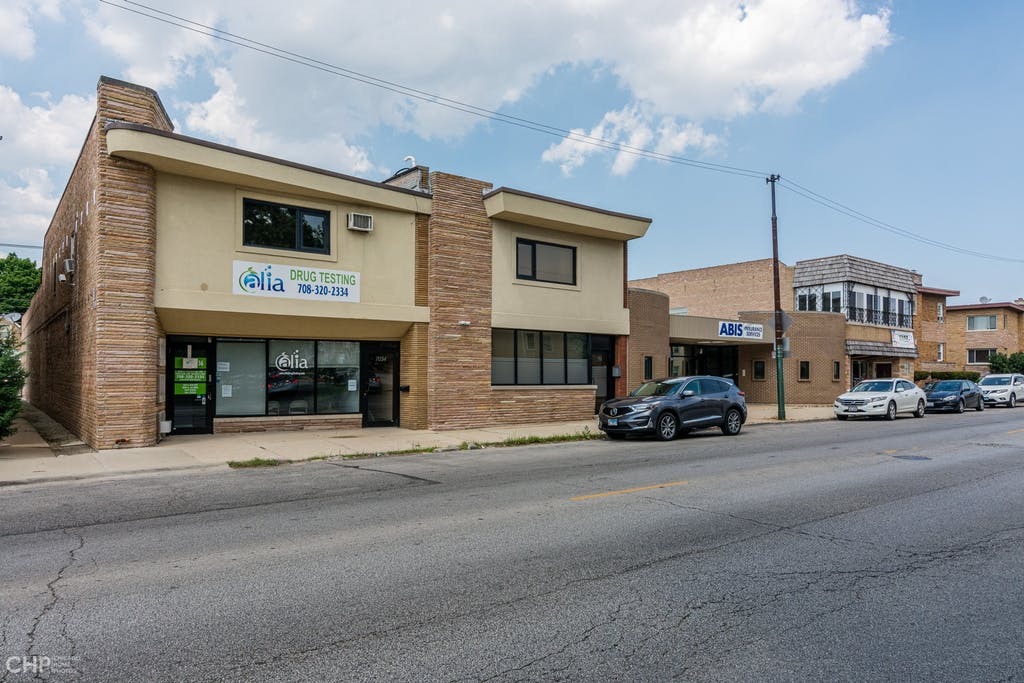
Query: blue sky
2 0 1021 306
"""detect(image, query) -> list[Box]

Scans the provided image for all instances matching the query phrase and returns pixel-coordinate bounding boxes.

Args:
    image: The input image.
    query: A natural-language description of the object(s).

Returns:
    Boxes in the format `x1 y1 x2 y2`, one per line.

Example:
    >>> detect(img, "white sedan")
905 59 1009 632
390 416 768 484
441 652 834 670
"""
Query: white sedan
834 378 927 420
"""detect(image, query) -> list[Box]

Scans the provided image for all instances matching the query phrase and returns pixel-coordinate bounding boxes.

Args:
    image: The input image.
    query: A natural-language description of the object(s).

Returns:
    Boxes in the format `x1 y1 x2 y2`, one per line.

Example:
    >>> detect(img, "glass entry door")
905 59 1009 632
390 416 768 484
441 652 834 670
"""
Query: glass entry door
362 343 399 427
168 340 213 434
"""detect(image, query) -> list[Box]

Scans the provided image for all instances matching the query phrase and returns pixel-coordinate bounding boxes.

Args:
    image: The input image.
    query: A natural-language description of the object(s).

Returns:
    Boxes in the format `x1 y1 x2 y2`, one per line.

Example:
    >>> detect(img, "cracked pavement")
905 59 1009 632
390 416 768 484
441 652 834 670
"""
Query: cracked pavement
1 409 1023 681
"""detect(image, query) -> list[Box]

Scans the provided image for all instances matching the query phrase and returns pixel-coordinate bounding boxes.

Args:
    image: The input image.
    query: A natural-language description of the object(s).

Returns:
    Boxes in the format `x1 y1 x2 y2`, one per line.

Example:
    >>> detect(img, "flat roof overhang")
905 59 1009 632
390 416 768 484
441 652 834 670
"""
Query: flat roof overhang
106 124 432 214
668 315 771 345
155 290 429 340
483 187 651 241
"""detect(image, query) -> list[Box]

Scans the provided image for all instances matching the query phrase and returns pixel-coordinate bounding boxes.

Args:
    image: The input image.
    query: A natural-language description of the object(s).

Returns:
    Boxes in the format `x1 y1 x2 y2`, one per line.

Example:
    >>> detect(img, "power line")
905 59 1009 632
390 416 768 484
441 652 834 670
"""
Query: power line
778 178 1024 264
100 0 1018 264
99 0 766 180
0 243 42 251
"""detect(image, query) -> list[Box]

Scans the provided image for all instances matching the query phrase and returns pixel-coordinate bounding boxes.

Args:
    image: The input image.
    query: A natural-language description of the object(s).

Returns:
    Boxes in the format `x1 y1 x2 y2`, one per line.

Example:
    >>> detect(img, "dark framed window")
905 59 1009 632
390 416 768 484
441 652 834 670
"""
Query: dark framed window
833 360 841 381
753 360 766 381
516 238 576 285
968 348 996 364
643 356 653 380
243 198 330 254
491 328 592 385
823 291 841 312
799 360 810 381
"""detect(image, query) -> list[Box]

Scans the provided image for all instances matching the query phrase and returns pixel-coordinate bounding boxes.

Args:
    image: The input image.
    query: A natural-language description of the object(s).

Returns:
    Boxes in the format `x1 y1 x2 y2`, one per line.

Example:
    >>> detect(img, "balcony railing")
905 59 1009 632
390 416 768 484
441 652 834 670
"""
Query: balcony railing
846 307 914 329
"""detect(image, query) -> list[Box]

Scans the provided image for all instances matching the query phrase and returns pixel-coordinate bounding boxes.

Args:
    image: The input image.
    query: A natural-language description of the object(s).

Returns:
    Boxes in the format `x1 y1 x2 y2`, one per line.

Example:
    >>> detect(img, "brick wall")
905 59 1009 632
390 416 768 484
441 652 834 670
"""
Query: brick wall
915 291 958 373
946 306 1024 372
215 414 361 434
630 259 795 317
23 118 101 444
24 77 172 449
400 322 428 429
93 78 172 448
425 172 494 429
738 311 847 403
626 288 669 392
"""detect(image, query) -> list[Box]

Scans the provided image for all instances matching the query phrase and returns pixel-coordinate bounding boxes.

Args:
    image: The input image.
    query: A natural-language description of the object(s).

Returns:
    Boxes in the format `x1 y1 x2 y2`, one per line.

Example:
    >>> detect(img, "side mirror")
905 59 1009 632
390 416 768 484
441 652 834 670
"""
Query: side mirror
682 390 696 397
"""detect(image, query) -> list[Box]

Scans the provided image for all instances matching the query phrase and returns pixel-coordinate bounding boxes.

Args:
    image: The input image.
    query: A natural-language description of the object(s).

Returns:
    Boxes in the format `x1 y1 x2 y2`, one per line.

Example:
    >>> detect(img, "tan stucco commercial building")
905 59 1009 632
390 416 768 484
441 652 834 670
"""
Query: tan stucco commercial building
24 77 650 449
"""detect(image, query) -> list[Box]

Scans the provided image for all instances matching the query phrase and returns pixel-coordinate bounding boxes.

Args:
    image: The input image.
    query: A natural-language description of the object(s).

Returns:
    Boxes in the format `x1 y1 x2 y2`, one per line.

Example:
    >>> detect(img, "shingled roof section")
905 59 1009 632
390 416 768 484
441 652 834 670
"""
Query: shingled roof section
793 254 922 292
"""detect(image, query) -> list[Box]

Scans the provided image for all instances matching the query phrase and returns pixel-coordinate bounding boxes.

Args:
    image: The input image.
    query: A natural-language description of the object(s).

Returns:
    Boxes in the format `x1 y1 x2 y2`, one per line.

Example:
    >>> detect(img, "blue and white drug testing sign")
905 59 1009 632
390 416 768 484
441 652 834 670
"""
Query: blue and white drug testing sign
232 260 360 303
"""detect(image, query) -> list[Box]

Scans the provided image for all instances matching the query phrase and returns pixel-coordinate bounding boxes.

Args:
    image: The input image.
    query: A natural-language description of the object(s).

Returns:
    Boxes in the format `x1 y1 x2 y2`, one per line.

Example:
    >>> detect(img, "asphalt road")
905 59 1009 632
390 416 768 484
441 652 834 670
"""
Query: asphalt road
2 408 1023 682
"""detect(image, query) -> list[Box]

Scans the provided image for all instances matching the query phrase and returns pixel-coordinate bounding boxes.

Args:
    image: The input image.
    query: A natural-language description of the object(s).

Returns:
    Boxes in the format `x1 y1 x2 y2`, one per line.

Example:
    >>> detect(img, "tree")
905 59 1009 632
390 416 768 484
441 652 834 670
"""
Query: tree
0 253 42 314
1009 351 1024 374
0 332 26 439
988 352 1012 374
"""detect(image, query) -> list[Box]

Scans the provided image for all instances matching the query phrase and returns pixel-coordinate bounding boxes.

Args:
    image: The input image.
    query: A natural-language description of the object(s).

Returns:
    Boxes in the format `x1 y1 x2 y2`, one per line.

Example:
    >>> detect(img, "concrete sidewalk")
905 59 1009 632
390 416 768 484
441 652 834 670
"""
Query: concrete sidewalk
0 403 835 486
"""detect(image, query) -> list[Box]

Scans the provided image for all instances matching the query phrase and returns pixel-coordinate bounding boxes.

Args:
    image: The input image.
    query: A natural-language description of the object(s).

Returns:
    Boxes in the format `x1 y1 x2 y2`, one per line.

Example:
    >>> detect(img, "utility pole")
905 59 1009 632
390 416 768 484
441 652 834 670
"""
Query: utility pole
767 174 786 420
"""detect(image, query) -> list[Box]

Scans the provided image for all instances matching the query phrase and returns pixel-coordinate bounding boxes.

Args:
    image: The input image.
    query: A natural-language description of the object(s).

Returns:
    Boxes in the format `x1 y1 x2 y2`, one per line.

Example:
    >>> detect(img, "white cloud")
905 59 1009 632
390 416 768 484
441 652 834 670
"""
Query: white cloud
20 0 890 183
0 0 64 60
542 106 720 176
184 68 375 175
0 86 95 250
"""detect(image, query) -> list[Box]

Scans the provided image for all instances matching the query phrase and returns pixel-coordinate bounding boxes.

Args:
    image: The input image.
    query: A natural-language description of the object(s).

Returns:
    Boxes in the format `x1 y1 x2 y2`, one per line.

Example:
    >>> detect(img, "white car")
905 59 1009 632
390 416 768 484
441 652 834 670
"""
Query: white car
834 378 927 421
978 373 1024 408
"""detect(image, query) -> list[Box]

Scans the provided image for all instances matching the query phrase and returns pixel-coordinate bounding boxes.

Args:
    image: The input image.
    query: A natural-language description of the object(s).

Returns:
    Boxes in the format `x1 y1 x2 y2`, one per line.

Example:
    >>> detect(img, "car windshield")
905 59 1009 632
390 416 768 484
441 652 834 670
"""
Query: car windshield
630 381 679 397
851 380 895 393
979 376 1009 386
928 380 961 392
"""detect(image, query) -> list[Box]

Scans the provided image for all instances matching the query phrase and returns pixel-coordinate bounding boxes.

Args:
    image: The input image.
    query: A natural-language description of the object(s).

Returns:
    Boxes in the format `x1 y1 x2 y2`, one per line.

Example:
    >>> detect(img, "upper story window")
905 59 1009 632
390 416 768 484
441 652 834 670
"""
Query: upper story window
796 292 817 311
516 238 576 286
967 314 997 331
937 303 944 322
243 198 330 255
822 290 841 312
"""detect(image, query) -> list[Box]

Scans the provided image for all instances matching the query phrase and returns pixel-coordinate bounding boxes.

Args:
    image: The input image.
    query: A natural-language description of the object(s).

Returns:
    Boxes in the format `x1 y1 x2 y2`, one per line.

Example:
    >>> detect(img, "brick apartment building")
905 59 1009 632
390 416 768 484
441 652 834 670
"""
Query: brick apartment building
24 77 650 449
945 300 1024 370
629 255 967 402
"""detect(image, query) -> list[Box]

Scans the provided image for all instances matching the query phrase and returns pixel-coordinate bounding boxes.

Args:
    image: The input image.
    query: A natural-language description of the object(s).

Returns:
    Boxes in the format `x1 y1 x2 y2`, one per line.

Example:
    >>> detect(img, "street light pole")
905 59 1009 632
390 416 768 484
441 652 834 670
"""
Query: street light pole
767 174 786 420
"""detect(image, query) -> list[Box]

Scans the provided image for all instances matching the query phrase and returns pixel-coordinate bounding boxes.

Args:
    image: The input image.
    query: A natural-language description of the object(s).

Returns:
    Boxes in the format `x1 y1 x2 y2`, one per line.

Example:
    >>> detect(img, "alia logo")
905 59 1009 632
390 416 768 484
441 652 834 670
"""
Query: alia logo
238 265 285 293
275 350 310 371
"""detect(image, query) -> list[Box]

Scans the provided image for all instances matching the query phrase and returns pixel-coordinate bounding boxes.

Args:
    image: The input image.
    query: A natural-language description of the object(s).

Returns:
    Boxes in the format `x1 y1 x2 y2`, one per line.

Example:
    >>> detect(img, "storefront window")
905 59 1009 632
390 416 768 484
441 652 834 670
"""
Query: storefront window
567 333 589 383
317 341 360 414
517 330 541 384
215 341 266 416
267 340 316 415
492 329 515 384
542 332 566 384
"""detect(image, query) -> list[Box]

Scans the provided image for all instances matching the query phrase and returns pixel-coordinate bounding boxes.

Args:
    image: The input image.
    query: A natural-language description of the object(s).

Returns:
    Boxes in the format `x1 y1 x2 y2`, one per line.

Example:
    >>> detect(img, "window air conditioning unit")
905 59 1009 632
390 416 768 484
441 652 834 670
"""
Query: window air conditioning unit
347 212 374 232
63 258 76 274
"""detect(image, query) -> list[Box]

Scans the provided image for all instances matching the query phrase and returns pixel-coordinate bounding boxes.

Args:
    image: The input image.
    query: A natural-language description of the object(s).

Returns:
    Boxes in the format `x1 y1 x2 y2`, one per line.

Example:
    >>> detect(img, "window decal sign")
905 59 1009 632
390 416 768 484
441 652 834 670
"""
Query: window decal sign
232 260 360 303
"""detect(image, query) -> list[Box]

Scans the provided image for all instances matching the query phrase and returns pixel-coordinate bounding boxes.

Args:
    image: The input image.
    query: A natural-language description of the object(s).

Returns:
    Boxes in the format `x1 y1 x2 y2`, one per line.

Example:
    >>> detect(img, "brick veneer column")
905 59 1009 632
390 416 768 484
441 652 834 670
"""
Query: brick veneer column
93 78 173 447
426 172 494 429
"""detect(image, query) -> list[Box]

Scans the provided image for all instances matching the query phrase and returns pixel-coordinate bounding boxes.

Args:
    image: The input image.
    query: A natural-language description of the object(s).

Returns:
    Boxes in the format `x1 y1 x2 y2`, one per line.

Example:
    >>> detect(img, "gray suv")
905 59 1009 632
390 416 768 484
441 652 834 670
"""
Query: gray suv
598 376 747 440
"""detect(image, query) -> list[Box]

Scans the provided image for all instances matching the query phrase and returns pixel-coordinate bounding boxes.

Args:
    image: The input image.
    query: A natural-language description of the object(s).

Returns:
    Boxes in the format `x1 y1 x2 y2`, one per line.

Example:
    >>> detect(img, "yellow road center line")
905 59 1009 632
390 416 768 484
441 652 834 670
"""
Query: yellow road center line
1007 428 1024 435
571 480 689 501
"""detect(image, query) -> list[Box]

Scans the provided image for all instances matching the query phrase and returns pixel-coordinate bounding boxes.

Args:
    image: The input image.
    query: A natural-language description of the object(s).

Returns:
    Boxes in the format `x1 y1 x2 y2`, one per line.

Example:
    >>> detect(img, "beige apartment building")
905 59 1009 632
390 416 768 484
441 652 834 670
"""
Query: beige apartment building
24 77 650 449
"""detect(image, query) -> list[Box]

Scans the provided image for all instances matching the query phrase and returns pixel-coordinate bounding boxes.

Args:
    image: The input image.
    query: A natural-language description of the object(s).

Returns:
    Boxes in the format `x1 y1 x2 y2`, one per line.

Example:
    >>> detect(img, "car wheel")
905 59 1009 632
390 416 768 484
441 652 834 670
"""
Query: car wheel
1010 394 1018 409
914 399 925 418
836 414 848 421
721 408 743 436
955 399 965 414
976 397 984 412
885 401 897 421
606 432 625 440
656 412 679 441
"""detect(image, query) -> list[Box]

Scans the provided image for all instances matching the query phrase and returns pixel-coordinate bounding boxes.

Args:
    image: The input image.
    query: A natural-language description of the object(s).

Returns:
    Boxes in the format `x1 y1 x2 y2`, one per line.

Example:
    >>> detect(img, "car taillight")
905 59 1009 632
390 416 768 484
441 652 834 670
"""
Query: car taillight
738 390 745 397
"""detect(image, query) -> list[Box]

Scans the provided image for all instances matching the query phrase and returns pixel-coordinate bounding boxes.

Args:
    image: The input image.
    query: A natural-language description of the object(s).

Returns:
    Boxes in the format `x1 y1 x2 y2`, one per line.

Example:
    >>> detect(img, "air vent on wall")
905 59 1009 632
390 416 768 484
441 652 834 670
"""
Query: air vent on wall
63 258 76 274
347 212 374 232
